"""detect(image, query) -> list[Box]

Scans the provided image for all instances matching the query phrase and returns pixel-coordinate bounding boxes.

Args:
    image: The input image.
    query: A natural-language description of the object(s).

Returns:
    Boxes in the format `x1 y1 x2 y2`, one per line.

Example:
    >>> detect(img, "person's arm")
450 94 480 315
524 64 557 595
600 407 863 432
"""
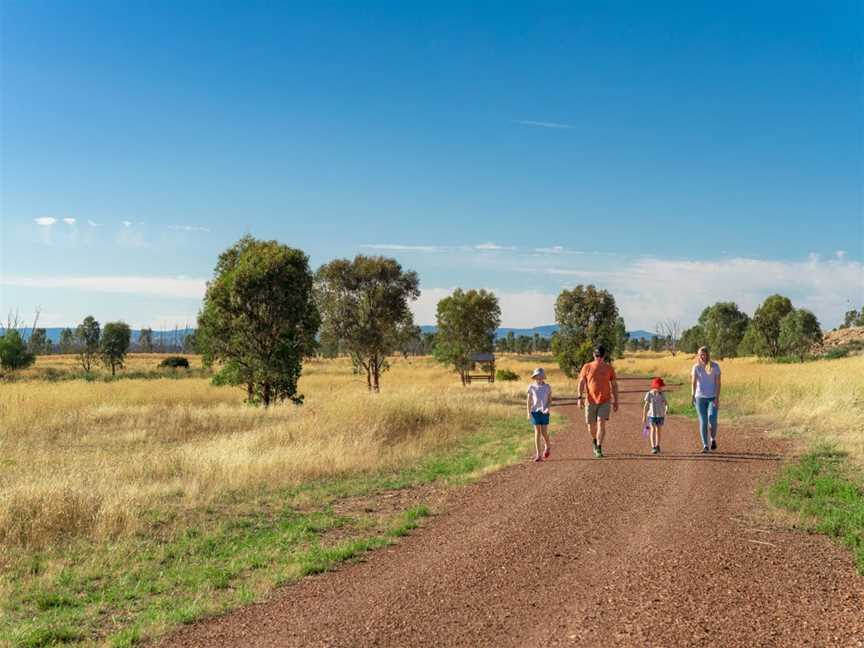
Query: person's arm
715 372 721 410
526 390 532 420
577 373 586 409
642 395 649 423
690 367 697 404
612 376 619 412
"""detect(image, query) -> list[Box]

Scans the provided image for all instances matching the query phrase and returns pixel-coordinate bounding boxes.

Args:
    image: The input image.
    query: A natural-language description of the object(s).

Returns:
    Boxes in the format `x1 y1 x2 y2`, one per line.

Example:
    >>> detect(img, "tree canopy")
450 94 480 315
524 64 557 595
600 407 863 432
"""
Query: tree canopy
316 255 420 392
433 289 501 385
100 322 131 376
552 285 624 377
197 235 320 406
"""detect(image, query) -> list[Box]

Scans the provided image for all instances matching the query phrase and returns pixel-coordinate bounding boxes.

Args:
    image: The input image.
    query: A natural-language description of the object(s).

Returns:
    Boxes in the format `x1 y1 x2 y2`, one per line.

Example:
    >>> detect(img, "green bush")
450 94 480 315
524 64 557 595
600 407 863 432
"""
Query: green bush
495 369 519 382
821 347 851 360
158 356 190 369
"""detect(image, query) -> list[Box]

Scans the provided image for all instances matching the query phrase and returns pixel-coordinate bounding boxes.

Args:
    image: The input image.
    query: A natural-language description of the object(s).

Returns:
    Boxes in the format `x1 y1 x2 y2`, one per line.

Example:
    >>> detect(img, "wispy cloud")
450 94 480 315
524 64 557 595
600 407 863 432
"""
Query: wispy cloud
87 220 102 227
169 225 211 233
34 217 57 226
517 120 574 129
361 244 444 253
122 221 134 228
1 275 207 299
534 246 584 255
62 218 76 225
475 242 516 251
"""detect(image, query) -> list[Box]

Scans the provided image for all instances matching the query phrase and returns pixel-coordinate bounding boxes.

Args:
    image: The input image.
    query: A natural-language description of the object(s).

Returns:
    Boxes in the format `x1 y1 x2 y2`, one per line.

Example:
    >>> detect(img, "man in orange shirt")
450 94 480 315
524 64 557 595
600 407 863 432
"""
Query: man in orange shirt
578 345 619 458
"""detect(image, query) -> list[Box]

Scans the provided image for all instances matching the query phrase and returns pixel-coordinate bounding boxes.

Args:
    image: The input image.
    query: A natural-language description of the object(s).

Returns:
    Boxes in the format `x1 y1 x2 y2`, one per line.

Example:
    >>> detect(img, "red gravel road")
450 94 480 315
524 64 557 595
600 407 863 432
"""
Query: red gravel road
159 379 864 647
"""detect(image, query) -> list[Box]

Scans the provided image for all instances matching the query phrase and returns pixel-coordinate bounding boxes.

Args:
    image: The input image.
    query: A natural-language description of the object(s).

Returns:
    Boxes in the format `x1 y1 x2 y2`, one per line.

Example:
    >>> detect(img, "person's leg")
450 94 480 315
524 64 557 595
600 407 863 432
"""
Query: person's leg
696 397 710 449
597 418 606 447
708 400 718 446
533 424 543 459
540 424 550 456
650 422 658 449
655 422 662 450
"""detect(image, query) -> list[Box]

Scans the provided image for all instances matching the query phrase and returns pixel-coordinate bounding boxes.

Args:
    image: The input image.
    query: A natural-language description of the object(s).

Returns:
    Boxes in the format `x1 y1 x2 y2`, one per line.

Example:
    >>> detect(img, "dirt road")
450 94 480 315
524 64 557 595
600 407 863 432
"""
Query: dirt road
160 380 864 647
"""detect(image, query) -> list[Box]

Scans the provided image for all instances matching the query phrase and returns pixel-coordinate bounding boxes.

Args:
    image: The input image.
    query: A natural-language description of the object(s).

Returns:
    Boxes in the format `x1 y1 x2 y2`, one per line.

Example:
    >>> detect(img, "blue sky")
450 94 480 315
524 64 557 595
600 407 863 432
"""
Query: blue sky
1 1 862 330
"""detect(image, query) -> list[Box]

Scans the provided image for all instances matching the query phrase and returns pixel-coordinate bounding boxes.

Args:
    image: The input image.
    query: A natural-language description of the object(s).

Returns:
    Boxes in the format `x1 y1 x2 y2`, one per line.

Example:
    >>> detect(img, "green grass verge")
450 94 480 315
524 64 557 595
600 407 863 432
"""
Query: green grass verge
1 414 541 647
768 446 864 573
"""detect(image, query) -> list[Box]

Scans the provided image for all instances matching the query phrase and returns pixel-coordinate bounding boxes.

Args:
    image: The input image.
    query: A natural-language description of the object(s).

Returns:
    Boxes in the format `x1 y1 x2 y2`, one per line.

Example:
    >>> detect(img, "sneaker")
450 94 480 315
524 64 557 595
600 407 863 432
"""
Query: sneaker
533 454 543 462
710 439 717 451
595 446 604 458
650 447 659 455
543 446 550 459
592 438 598 452
656 445 661 454
701 446 710 454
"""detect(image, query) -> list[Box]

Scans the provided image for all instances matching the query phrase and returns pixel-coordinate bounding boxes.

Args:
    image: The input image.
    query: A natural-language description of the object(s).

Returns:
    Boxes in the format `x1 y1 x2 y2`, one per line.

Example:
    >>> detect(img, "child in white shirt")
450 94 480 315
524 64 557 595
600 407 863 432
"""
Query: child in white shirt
526 367 552 462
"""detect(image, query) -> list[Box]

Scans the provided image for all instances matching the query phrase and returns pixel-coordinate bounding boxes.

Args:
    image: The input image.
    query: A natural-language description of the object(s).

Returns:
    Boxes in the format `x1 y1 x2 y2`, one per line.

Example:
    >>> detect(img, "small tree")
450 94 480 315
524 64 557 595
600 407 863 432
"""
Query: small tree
679 325 706 354
28 328 51 355
58 328 76 354
840 307 864 329
75 316 101 372
698 302 750 359
552 285 623 377
197 236 320 407
656 319 681 355
433 289 501 385
139 328 154 353
751 295 794 358
779 309 822 361
101 322 131 376
0 330 36 372
316 255 420 392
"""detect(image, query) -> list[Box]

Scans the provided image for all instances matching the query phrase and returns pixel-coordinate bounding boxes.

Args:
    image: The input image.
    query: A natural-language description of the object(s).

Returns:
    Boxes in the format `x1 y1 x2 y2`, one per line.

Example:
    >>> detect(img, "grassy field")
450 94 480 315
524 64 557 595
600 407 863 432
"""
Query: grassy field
0 353 569 647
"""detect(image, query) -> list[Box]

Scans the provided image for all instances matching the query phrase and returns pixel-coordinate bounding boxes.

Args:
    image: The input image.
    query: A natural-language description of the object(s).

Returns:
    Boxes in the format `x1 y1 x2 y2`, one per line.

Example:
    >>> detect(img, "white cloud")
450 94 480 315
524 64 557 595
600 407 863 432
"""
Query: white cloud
87 220 102 227
475 242 516 251
122 221 134 228
169 225 211 233
534 246 583 255
34 217 57 226
517 120 574 129
63 218 76 225
361 244 444 253
0 275 207 299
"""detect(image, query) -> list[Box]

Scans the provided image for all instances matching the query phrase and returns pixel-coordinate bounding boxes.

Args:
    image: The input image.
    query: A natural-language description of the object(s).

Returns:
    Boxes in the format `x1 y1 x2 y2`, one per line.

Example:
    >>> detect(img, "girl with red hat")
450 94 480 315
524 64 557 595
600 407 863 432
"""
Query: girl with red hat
642 377 668 454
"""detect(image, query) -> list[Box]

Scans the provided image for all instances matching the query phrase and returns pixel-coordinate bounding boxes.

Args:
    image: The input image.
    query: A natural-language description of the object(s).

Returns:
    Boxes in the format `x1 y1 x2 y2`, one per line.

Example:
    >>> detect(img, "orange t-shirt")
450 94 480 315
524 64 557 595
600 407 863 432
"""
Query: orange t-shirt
578 360 617 404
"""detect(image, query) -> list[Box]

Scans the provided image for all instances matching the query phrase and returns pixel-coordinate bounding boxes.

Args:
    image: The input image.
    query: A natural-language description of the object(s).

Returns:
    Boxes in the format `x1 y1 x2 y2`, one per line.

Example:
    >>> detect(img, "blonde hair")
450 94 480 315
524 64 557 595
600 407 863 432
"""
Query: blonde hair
697 346 714 374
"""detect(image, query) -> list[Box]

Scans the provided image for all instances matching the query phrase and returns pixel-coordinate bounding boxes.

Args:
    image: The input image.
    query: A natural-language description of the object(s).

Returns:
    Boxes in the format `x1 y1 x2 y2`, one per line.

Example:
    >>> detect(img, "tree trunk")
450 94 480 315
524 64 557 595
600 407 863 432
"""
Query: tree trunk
262 382 271 408
372 358 380 393
366 367 372 391
247 382 254 403
111 362 116 377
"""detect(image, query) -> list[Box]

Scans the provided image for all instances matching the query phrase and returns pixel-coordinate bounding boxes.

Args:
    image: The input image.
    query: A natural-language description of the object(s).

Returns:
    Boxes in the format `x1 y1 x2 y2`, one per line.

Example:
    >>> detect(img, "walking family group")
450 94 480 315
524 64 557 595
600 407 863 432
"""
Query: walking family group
526 346 721 461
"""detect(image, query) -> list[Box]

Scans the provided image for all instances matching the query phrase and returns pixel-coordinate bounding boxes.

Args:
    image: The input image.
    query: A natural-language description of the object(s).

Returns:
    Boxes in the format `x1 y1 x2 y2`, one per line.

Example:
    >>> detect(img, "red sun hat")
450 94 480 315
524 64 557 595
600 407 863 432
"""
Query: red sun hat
651 377 666 390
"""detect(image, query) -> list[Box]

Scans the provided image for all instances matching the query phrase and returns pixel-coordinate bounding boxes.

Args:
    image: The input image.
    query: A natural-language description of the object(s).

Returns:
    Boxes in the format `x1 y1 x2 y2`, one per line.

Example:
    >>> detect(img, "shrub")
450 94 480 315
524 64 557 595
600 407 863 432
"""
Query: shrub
159 356 190 369
496 369 519 382
822 347 851 360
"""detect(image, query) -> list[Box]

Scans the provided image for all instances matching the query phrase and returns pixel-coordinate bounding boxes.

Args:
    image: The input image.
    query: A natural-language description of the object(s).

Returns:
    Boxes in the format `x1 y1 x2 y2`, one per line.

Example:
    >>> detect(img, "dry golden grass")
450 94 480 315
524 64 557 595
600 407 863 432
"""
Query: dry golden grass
0 354 566 553
618 352 864 464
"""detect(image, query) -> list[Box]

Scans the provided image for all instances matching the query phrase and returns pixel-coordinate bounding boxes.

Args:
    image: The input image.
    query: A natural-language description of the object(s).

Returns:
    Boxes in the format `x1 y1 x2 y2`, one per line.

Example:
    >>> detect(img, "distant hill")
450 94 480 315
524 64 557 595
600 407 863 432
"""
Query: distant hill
420 325 656 341
3 327 195 345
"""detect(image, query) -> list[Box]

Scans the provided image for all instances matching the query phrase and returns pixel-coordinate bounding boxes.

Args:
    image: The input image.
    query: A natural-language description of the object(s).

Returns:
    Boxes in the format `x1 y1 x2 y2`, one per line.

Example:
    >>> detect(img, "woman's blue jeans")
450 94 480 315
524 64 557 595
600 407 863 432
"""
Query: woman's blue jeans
695 397 718 448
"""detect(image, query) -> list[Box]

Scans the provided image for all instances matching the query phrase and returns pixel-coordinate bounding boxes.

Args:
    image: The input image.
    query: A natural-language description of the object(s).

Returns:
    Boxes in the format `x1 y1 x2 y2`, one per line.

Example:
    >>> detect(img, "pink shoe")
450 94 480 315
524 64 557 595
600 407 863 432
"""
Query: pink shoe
543 446 551 459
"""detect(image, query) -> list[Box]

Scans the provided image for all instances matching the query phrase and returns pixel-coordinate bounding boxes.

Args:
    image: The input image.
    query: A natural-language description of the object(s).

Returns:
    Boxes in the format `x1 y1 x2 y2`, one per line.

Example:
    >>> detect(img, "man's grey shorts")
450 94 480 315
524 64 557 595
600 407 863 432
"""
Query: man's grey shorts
585 401 611 424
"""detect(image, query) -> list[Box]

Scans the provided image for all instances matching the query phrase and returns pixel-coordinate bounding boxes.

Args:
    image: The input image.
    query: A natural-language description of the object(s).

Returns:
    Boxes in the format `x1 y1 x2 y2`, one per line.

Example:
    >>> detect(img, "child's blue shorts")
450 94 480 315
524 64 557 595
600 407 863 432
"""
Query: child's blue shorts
648 416 665 426
530 411 550 426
